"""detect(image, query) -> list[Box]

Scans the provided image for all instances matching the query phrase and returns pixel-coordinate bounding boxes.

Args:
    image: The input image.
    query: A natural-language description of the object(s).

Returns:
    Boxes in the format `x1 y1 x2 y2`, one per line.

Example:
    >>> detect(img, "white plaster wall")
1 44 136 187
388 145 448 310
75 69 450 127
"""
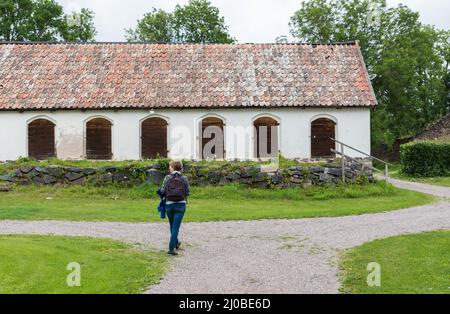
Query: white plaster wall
0 108 371 161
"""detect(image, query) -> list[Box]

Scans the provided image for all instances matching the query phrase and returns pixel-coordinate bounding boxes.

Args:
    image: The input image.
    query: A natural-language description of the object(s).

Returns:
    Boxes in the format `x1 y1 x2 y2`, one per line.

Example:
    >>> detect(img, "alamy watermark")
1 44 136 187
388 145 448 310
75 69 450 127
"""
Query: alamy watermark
66 262 81 287
65 2 83 27
170 123 280 167
367 262 381 287
366 1 382 28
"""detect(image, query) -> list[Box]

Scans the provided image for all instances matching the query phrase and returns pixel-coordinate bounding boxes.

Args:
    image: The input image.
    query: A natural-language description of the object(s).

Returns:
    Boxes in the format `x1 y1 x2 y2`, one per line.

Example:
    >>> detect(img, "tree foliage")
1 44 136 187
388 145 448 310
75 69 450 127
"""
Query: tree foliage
290 0 449 147
125 8 173 42
126 0 235 43
61 8 96 42
0 0 96 42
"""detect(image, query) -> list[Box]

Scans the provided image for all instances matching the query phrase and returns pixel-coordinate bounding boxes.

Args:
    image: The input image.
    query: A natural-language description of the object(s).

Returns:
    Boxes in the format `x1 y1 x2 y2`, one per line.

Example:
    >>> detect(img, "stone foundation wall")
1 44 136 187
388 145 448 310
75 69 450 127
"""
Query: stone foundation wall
0 159 374 190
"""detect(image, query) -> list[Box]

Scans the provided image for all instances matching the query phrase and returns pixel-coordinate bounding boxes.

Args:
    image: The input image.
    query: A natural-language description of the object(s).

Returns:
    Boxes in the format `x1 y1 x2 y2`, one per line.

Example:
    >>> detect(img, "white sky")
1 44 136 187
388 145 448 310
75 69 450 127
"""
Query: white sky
57 0 450 42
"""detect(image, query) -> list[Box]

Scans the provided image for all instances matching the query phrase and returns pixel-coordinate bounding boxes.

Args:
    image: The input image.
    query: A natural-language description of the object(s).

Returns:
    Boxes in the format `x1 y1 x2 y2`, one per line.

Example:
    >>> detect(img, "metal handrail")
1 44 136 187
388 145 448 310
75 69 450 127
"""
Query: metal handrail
330 138 390 183
331 149 384 173
331 138 392 165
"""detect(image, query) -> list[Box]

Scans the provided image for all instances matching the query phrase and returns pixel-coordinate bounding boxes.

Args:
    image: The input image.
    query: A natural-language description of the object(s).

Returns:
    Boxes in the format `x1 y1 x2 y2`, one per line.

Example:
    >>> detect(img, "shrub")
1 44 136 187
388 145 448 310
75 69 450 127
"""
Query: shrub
400 141 450 177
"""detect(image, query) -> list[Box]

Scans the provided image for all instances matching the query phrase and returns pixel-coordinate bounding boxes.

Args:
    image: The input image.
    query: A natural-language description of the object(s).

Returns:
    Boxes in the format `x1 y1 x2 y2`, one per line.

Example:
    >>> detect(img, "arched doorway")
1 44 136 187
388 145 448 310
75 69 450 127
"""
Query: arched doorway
28 118 56 160
141 117 168 159
86 118 112 160
311 118 336 158
200 117 224 159
253 117 279 158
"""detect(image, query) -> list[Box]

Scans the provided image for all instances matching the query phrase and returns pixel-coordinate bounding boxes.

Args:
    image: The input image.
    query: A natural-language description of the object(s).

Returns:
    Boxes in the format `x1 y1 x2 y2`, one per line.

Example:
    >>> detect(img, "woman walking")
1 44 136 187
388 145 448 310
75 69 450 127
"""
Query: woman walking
160 160 190 255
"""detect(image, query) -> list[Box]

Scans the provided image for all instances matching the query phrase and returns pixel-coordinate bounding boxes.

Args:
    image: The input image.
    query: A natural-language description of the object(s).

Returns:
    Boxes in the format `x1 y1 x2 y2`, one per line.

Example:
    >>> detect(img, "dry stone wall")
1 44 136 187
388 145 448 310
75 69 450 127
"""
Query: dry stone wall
0 159 374 191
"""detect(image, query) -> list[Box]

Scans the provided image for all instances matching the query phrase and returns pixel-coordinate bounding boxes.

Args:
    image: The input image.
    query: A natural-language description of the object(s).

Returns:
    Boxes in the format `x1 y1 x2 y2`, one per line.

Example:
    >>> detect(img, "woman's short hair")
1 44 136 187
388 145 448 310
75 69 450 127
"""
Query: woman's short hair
170 160 183 172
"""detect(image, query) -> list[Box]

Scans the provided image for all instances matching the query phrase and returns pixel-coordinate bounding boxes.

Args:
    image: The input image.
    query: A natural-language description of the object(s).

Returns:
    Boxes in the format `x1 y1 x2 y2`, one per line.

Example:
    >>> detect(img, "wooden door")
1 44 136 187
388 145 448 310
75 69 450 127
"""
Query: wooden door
254 117 279 158
86 118 112 160
311 118 336 158
28 119 56 160
141 117 168 159
200 117 224 159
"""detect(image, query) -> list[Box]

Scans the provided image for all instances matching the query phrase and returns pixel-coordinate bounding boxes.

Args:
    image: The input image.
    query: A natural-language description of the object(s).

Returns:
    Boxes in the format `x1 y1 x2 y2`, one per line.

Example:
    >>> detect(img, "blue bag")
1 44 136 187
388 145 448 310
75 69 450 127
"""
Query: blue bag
156 188 166 219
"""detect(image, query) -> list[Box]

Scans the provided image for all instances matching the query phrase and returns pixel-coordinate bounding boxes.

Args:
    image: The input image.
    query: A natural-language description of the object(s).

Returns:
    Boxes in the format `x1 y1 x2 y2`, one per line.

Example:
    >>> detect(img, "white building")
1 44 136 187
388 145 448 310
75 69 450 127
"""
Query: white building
0 42 376 161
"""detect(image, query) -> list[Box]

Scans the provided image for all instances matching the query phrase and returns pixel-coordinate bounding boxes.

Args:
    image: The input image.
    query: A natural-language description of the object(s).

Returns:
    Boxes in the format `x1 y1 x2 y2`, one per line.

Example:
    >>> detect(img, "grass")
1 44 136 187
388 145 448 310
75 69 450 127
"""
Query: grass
0 156 326 174
401 176 450 187
0 235 167 294
377 162 450 187
0 157 171 174
339 231 450 294
0 181 435 222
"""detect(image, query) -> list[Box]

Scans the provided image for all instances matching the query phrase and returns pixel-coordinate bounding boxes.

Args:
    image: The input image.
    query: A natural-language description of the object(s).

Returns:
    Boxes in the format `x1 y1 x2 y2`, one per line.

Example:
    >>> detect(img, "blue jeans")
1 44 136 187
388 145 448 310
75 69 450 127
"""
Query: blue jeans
166 203 186 251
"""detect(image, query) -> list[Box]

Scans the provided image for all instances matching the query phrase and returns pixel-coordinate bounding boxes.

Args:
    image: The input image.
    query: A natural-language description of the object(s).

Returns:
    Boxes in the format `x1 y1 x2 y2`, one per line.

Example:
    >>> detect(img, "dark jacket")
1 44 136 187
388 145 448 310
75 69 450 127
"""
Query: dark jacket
156 188 166 219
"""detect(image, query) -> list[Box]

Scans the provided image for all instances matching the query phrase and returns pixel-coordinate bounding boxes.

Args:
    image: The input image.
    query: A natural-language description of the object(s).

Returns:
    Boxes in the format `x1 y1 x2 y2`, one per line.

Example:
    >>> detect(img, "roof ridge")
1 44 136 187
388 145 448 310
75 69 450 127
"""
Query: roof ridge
0 41 357 46
421 112 450 131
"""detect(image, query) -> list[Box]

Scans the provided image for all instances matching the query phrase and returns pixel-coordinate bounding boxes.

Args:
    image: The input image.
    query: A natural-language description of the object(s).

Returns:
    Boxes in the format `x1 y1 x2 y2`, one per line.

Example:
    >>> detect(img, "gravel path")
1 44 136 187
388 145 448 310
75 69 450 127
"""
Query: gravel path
0 179 449 294
385 177 450 198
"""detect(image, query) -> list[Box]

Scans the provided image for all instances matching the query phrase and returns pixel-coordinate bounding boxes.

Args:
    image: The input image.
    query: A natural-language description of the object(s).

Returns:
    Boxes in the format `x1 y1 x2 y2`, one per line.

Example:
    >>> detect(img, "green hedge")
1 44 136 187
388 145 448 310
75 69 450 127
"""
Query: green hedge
400 141 450 177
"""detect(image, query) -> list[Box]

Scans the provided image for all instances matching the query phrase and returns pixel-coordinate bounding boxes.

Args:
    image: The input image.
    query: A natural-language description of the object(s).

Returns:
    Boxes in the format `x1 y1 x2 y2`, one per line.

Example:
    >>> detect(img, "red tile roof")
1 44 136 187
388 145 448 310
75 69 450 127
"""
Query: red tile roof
416 113 450 141
0 42 376 110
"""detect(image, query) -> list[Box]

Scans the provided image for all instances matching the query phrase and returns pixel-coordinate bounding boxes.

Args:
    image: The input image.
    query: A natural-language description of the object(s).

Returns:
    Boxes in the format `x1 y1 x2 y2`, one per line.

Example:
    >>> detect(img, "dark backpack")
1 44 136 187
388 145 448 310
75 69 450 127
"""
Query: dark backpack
166 174 186 202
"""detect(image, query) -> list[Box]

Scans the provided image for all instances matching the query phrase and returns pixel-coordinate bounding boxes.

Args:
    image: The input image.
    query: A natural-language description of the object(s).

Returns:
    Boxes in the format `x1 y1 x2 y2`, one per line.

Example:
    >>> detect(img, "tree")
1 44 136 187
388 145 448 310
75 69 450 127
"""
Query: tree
61 8 97 42
438 30 450 113
289 0 449 148
172 0 234 43
290 0 337 43
126 0 235 43
0 0 96 42
125 8 173 42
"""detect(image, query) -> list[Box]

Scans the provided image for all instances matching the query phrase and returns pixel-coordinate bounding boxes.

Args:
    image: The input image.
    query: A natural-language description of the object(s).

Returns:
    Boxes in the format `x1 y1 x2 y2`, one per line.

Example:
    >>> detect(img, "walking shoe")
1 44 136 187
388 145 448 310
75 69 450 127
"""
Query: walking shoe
176 242 181 250
167 250 178 256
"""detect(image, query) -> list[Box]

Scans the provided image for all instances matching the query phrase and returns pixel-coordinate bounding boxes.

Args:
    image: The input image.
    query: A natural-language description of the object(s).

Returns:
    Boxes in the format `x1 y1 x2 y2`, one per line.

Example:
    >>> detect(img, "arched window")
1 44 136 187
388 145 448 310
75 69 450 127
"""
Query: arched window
28 118 56 160
253 117 279 158
200 117 224 160
141 117 168 159
311 117 336 158
86 118 112 160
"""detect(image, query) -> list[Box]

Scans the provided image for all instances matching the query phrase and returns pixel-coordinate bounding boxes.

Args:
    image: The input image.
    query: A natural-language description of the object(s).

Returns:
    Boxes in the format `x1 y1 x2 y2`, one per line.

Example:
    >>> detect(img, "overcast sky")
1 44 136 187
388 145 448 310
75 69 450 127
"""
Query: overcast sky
57 0 450 42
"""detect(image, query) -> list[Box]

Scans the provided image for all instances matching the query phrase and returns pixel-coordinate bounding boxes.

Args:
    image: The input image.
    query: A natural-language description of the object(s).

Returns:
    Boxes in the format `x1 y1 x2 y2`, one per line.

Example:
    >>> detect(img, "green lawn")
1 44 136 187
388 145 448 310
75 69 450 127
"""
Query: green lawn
408 177 450 187
0 156 320 174
0 182 435 222
382 163 450 187
340 231 450 294
0 235 167 294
